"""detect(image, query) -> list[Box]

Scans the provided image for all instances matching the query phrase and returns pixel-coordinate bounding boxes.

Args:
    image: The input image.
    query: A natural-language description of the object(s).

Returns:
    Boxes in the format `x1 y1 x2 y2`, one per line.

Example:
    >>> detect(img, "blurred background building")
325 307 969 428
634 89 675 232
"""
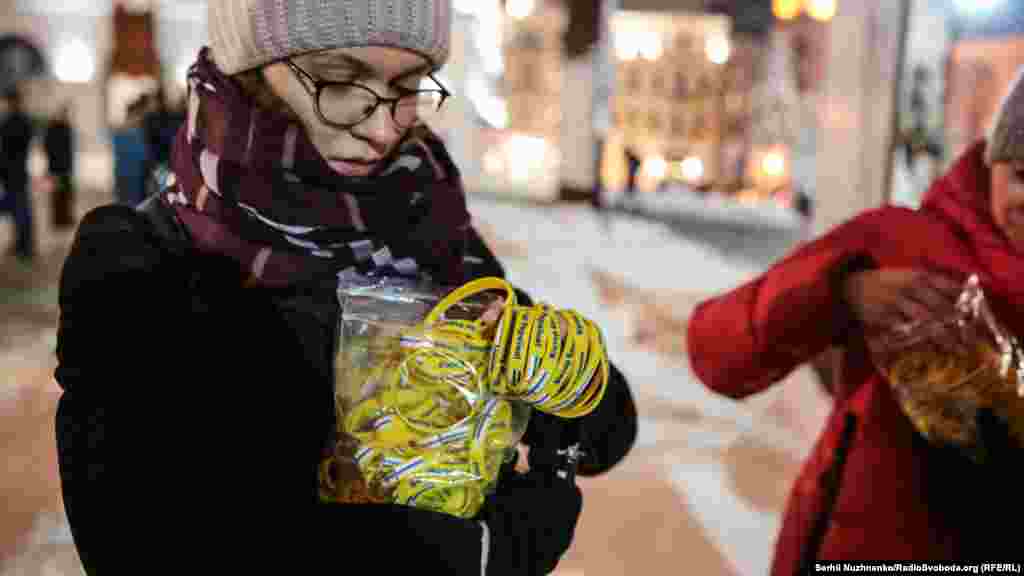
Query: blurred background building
502 0 566 145
607 10 733 192
2 0 1023 215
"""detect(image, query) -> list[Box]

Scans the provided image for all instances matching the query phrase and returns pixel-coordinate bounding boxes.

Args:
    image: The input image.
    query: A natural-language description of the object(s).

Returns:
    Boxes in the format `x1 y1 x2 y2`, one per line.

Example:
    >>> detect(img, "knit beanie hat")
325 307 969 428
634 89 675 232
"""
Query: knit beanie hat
208 0 452 75
987 65 1024 165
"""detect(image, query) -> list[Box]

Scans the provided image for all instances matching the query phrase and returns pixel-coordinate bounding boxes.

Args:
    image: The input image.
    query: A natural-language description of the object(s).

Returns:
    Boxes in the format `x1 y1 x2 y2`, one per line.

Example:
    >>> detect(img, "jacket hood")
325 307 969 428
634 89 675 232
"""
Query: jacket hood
921 140 1024 298
921 140 1001 246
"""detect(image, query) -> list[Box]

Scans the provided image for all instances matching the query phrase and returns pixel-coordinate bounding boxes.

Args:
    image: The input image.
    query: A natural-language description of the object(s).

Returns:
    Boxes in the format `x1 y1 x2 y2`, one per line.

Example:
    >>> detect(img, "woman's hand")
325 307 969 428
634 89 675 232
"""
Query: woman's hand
480 468 582 576
842 268 964 343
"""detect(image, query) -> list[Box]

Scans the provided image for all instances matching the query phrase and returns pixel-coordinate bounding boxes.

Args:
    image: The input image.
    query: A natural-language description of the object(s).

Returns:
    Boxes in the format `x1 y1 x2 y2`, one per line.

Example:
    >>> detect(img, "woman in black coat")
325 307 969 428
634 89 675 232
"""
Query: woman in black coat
54 1 636 574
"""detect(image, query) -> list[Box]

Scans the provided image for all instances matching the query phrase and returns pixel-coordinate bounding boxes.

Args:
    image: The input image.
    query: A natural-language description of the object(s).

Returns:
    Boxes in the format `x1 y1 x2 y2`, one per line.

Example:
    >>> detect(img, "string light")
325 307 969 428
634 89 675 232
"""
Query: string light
681 156 704 182
54 37 95 84
762 151 786 178
772 0 803 21
806 0 837 22
773 0 837 22
705 35 731 65
645 156 668 180
505 0 535 20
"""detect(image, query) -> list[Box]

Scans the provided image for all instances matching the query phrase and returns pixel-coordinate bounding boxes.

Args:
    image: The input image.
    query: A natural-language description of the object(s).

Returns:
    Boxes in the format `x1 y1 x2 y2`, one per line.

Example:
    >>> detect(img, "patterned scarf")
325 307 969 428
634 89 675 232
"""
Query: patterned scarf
163 47 470 288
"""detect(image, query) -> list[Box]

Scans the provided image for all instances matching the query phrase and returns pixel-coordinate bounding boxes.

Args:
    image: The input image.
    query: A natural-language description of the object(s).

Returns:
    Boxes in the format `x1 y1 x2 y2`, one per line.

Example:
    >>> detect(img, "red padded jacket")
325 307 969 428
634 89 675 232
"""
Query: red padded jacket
689 141 1024 572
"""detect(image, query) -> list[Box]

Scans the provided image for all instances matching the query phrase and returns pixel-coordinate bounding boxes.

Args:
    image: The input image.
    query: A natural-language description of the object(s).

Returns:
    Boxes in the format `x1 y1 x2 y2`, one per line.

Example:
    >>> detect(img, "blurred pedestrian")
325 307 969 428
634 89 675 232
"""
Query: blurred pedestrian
591 140 612 234
143 87 186 174
110 97 150 206
688 66 1024 570
44 102 76 229
141 90 187 198
624 146 640 198
1 86 35 260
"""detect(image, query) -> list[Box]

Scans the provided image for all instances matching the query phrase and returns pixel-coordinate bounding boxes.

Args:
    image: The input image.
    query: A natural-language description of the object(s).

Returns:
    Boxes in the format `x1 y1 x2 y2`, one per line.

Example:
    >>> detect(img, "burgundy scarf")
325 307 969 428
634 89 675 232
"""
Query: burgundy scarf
162 47 470 287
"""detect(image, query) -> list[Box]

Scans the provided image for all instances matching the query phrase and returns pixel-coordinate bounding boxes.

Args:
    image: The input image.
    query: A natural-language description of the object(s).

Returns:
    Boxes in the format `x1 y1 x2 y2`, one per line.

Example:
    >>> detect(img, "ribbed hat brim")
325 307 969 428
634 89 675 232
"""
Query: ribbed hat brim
208 0 451 75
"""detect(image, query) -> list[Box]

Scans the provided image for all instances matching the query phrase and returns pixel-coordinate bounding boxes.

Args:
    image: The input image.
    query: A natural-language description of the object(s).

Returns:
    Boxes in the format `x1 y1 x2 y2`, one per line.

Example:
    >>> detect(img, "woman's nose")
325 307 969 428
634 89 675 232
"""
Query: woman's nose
350 104 399 156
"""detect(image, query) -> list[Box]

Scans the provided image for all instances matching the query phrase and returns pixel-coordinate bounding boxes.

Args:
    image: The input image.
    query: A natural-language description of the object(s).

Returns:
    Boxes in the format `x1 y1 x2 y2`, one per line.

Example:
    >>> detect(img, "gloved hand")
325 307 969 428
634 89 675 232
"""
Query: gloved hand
975 407 1020 466
936 407 1024 558
928 406 1020 467
479 468 583 576
521 364 637 477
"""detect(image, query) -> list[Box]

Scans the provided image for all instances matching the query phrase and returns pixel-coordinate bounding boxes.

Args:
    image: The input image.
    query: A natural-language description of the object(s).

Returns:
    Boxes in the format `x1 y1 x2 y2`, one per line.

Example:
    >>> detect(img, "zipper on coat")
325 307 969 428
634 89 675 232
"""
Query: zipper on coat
797 412 858 574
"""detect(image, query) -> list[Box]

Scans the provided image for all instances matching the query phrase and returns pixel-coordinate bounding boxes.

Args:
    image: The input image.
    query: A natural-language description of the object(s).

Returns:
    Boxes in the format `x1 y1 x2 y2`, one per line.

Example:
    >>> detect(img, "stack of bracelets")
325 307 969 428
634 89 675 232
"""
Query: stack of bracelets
319 277 610 517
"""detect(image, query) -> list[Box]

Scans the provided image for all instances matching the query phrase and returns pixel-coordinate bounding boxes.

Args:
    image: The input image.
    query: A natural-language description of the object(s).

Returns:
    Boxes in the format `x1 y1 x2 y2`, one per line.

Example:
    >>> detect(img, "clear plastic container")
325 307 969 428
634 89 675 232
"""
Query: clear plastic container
871 275 1024 460
319 276 531 518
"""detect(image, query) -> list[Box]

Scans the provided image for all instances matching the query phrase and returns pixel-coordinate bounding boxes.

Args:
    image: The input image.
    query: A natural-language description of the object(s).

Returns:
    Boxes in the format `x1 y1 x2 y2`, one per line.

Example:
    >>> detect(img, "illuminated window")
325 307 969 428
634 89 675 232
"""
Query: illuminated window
773 0 802 21
681 156 704 182
54 37 96 83
507 0 537 20
705 35 730 65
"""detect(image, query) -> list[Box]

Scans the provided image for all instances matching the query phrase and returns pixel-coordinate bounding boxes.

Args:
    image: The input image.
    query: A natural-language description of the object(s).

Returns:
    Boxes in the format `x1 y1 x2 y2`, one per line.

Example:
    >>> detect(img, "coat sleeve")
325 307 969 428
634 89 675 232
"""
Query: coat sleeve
55 206 204 574
464 225 637 476
686 209 888 400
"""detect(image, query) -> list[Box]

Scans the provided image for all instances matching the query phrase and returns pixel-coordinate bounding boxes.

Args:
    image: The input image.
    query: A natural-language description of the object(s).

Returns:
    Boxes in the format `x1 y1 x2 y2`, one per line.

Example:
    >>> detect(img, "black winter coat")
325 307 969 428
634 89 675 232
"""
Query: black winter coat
54 199 637 575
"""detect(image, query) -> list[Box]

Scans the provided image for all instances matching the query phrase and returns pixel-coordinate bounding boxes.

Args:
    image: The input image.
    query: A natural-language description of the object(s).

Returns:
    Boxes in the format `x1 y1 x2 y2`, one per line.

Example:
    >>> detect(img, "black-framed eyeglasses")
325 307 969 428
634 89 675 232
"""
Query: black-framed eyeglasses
286 60 450 130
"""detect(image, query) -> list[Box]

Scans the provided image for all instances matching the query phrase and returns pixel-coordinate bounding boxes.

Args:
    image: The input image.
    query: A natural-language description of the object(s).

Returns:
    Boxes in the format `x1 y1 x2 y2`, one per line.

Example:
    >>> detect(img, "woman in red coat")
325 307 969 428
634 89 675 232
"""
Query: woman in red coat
688 69 1024 572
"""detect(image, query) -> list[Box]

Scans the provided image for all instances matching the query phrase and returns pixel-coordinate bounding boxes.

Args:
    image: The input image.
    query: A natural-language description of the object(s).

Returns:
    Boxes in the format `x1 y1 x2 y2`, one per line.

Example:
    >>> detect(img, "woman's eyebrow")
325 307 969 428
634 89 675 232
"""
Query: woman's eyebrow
308 53 372 77
392 63 434 84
